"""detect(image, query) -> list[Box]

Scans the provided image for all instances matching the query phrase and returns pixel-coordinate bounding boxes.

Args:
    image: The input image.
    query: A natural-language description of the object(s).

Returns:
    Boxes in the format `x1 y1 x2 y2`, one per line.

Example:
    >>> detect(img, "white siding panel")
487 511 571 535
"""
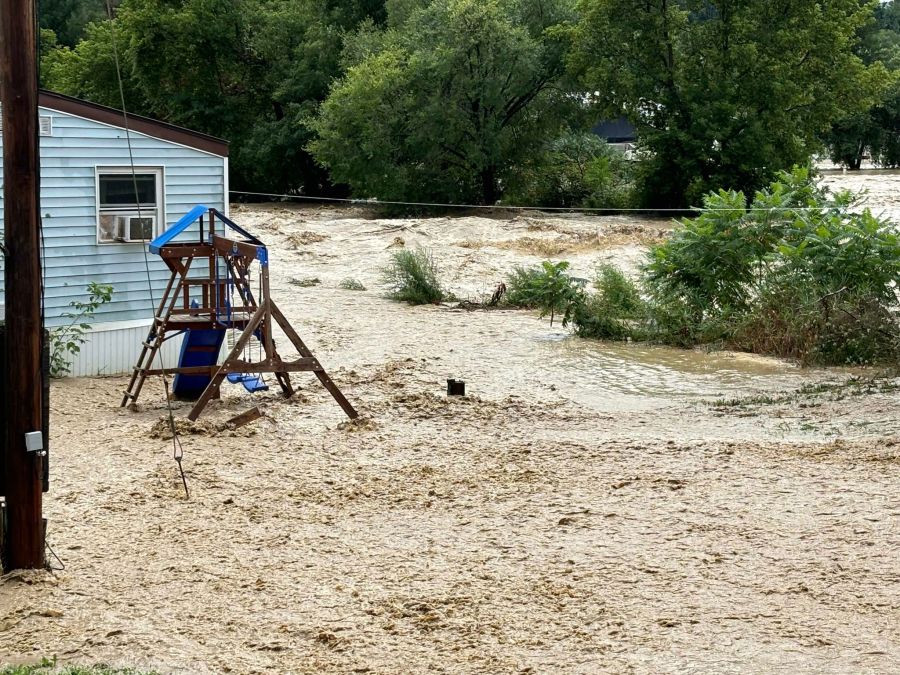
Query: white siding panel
64 321 185 377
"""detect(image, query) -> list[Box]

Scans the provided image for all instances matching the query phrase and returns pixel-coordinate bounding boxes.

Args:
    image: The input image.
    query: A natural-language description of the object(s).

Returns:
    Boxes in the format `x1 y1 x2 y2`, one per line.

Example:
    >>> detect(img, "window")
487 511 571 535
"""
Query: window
96 167 164 244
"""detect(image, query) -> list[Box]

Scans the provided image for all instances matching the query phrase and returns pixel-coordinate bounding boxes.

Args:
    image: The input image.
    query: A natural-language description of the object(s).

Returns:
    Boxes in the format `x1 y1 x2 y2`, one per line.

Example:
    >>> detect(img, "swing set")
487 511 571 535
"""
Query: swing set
121 205 358 422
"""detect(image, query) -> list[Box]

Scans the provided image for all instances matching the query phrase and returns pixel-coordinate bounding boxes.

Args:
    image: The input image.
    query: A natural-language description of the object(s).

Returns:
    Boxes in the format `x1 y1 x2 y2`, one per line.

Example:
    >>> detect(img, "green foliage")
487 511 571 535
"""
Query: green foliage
39 0 108 47
382 247 445 304
40 0 387 194
504 132 635 208
49 282 114 378
572 264 647 340
515 169 900 366
310 0 575 205
572 0 882 207
339 278 367 291
825 1 900 169
504 261 583 326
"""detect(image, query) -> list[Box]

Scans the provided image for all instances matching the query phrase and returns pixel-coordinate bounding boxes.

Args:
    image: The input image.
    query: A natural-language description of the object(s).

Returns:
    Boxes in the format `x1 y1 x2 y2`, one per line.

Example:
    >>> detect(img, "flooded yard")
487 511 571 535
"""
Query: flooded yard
1 174 898 673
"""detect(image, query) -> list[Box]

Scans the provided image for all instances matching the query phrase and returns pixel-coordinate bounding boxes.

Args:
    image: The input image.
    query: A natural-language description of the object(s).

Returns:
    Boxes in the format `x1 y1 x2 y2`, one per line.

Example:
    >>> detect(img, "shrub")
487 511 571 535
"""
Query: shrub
510 167 900 366
504 132 635 209
505 266 543 308
382 247 445 304
49 282 114 377
573 264 647 340
503 261 584 326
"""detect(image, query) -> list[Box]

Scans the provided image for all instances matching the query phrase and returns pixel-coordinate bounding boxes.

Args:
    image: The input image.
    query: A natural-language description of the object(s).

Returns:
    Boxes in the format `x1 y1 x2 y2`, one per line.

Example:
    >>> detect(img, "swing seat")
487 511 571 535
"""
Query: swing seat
227 372 269 393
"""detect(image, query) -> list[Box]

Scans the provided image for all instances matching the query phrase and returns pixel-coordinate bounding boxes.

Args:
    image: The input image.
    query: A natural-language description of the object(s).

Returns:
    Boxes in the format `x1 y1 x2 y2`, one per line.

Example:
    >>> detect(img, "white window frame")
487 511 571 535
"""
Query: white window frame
95 165 165 245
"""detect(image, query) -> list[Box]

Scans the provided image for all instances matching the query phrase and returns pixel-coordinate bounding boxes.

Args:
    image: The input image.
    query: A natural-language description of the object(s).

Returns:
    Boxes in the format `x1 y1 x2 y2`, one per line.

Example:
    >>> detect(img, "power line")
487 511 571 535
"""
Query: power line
229 189 900 214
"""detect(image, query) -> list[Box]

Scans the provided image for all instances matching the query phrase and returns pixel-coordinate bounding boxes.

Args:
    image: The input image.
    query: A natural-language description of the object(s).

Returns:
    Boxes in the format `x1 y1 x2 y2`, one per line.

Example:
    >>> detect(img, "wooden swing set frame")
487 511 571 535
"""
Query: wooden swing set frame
121 206 358 422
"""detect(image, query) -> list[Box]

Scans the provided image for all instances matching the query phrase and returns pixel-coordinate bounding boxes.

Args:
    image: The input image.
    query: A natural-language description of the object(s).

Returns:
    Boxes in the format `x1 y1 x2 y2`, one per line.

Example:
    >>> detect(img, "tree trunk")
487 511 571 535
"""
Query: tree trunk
481 166 497 205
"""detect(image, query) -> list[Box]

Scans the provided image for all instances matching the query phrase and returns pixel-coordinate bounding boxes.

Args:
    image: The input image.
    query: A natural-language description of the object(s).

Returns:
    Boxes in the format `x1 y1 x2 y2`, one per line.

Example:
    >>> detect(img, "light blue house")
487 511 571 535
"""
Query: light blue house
0 90 229 376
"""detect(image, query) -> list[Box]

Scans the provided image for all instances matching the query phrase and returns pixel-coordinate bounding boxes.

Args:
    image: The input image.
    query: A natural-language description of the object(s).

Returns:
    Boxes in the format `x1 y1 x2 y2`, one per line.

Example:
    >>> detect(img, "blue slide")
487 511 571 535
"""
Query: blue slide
172 328 226 399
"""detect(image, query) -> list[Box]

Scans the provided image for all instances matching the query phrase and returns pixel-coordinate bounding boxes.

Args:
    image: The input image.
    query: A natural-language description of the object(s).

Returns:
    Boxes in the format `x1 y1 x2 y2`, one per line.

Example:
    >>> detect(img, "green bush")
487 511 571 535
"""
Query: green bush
382 247 445 304
509 167 900 366
573 264 647 340
503 261 584 326
505 266 544 308
504 132 635 209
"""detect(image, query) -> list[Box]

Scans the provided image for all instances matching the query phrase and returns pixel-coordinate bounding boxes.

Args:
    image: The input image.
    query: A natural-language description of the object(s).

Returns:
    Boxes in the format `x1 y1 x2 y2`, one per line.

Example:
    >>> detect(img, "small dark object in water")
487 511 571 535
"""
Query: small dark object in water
447 379 466 396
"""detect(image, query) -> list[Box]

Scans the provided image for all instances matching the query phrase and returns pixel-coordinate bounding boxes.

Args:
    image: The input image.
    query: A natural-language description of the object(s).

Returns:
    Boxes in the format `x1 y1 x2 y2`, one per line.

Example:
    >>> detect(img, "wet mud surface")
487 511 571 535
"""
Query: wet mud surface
1 190 899 673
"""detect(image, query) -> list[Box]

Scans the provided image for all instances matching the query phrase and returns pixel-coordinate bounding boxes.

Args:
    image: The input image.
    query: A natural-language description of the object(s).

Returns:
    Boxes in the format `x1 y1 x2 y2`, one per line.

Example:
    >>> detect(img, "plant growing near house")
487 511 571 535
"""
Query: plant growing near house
49 282 114 377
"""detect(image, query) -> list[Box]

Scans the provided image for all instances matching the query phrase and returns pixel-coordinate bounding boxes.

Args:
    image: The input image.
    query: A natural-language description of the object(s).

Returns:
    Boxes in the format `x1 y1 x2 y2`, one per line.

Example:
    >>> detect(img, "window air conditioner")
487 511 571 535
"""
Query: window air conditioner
115 215 155 242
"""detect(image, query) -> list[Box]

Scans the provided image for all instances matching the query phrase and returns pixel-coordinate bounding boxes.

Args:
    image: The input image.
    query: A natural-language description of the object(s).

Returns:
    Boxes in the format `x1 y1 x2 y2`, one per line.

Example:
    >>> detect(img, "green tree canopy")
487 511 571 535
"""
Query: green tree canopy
571 0 882 207
309 0 575 205
40 0 386 193
39 0 109 46
826 0 900 169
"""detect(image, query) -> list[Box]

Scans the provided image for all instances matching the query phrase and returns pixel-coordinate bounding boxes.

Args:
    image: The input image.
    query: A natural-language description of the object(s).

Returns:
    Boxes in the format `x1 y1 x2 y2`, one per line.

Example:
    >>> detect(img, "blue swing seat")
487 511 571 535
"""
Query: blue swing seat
226 372 270 393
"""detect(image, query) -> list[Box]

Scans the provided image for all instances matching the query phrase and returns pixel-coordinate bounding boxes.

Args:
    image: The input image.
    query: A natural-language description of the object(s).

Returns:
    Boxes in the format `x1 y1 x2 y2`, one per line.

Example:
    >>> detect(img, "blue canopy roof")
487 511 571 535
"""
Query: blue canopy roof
148 205 266 256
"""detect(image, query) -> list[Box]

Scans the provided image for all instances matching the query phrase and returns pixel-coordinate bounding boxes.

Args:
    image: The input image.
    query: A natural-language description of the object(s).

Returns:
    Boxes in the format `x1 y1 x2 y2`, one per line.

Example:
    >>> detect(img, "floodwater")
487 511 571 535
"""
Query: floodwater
821 166 900 217
234 196 853 418
2 174 898 673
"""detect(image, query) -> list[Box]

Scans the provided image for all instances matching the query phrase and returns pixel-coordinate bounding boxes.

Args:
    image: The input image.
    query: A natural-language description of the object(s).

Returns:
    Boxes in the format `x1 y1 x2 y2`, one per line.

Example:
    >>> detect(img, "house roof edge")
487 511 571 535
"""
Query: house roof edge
38 90 230 158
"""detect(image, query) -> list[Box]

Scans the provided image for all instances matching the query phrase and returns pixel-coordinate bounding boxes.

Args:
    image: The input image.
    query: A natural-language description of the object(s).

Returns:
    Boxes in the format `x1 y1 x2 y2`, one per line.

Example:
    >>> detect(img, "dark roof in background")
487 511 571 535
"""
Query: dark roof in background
592 117 637 144
38 90 229 157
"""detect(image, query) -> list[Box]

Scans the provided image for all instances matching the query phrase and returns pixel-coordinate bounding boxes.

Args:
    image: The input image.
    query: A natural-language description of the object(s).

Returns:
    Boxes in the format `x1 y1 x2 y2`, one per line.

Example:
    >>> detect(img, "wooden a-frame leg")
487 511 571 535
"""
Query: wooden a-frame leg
270 302 358 419
274 370 293 397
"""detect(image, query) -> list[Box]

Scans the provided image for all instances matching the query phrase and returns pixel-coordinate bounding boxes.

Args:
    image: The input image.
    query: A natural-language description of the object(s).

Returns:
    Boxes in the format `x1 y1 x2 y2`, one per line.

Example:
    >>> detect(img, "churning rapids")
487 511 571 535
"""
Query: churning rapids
0 169 898 674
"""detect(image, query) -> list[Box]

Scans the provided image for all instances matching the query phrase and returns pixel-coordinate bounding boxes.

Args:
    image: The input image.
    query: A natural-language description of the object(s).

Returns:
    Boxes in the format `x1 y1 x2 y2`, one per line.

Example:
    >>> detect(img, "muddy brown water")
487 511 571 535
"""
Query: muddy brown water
1 173 898 673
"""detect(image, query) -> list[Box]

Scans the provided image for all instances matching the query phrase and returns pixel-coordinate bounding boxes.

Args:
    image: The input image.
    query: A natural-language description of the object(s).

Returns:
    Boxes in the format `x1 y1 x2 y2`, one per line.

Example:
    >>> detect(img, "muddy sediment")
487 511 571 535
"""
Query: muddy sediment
1 183 899 673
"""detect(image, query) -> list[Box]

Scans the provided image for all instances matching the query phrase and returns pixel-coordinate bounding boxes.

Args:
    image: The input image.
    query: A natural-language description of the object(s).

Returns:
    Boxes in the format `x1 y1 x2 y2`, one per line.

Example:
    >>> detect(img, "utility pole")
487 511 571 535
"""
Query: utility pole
1 0 45 570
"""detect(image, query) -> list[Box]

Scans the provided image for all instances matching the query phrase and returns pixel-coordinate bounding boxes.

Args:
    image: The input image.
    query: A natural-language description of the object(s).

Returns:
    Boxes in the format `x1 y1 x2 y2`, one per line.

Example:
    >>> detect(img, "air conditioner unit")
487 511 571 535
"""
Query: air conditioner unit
115 215 155 242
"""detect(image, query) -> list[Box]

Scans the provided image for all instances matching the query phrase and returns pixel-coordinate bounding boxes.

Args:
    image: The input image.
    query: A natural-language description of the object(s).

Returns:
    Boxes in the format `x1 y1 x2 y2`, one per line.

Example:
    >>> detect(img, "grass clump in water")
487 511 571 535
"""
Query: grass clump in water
382 247 445 304
339 277 367 291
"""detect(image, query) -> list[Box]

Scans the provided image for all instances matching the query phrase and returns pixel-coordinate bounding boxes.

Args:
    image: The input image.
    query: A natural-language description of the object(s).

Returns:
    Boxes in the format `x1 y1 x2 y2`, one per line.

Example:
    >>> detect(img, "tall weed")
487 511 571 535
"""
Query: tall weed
382 247 445 304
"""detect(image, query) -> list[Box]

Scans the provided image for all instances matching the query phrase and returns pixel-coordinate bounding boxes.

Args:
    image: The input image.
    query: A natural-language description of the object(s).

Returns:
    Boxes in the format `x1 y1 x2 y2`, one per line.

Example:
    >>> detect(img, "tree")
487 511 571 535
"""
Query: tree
39 0 109 46
572 0 881 207
826 0 900 169
309 0 575 205
40 0 387 194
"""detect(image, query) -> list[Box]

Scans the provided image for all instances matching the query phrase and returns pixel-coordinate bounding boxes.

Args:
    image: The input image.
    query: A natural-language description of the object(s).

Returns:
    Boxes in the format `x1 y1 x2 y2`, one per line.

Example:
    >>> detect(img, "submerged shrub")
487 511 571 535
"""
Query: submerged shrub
382 247 445 304
339 277 367 291
511 167 900 366
504 261 584 325
573 264 647 340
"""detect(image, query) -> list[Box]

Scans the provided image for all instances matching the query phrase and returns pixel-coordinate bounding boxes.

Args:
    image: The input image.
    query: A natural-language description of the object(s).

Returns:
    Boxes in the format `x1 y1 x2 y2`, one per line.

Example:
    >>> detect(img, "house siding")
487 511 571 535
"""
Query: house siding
0 106 226 329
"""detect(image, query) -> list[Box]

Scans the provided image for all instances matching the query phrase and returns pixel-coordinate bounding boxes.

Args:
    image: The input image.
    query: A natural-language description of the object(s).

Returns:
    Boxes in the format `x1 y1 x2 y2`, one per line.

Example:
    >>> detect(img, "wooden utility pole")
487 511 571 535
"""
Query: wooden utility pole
1 0 45 569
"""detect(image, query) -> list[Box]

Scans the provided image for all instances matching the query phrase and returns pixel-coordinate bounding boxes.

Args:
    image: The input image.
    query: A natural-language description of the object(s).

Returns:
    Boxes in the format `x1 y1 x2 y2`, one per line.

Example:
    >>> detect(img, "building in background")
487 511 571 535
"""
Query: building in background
0 90 229 375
